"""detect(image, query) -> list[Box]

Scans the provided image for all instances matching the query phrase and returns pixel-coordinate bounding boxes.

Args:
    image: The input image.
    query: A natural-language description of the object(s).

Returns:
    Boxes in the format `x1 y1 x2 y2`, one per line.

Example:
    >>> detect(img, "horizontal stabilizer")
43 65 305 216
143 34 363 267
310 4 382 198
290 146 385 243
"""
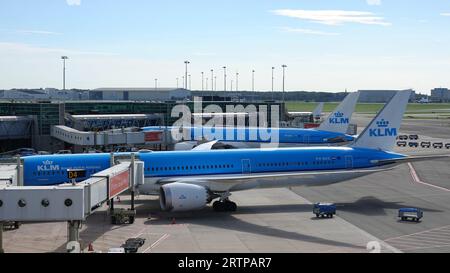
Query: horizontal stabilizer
371 154 450 166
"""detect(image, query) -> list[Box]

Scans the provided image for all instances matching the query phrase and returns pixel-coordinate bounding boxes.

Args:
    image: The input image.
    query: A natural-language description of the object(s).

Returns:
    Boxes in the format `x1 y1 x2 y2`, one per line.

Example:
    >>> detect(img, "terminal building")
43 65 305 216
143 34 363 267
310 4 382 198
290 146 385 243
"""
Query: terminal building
358 89 416 103
0 88 90 101
0 100 284 153
430 88 450 102
89 88 191 101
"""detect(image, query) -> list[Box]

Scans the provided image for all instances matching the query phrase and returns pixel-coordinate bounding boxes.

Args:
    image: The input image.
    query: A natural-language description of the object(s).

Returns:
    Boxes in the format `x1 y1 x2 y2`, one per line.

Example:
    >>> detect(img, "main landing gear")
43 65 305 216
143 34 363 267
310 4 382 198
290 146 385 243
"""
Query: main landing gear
213 200 237 212
212 192 237 212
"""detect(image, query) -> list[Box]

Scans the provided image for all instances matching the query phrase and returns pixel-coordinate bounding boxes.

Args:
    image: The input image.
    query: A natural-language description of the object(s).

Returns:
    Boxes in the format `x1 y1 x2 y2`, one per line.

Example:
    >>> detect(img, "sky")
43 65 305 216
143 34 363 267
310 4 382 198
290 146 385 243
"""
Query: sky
1 0 450 94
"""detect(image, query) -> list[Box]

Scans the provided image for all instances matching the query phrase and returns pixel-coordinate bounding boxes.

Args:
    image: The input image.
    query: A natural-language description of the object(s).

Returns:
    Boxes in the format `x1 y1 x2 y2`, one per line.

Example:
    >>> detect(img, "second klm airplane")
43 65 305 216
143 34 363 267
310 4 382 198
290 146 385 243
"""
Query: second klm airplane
142 91 359 149
21 90 448 212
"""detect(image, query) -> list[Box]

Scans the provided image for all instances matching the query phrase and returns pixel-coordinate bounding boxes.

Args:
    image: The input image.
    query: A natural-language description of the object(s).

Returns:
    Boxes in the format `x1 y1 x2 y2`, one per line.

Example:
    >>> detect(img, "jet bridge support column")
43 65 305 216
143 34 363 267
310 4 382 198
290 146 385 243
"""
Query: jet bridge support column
130 154 135 211
0 222 4 253
67 220 81 253
67 220 81 242
109 151 115 214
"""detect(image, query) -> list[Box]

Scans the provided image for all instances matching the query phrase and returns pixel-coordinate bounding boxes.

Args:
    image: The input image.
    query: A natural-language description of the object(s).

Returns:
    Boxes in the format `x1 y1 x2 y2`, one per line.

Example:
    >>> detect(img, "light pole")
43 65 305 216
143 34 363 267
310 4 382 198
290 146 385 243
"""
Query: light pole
282 64 287 103
236 72 239 91
201 72 204 91
176 77 179 88
214 76 217 91
188 74 191 90
206 78 208 91
252 70 255 92
210 69 214 91
61 56 68 90
223 66 227 91
155 78 158 90
184 60 190 89
272 67 275 100
231 79 233 92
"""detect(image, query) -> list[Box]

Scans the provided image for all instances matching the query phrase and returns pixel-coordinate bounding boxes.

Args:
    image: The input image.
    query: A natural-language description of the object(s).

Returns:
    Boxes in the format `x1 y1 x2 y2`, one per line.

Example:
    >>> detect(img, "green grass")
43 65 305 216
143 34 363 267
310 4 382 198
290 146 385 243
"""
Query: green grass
286 102 450 114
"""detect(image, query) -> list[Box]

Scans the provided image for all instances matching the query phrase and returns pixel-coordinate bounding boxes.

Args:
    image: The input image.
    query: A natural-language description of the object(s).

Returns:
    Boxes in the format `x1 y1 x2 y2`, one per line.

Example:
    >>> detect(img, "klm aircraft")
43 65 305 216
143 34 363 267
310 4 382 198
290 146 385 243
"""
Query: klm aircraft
142 92 359 149
21 91 448 212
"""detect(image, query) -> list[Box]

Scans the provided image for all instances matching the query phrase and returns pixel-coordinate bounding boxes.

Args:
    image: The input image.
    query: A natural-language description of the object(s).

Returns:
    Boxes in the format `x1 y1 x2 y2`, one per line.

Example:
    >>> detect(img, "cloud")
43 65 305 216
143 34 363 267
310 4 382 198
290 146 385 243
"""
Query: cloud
441 13 450 16
280 27 340 36
272 9 391 26
0 29 62 35
66 0 81 6
193 52 217 56
0 42 117 56
366 0 381 5
16 30 62 35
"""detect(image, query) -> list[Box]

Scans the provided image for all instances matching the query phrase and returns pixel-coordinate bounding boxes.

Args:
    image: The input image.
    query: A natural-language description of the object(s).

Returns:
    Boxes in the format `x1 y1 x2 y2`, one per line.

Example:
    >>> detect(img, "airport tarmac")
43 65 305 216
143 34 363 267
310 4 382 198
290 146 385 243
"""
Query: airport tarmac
1 187 398 253
2 114 450 253
291 114 450 253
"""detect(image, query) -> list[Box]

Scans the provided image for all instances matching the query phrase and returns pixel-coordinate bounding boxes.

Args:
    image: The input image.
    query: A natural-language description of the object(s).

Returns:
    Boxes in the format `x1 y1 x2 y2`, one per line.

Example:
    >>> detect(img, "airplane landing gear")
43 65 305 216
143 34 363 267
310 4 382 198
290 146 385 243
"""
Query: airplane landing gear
212 192 237 212
213 200 237 212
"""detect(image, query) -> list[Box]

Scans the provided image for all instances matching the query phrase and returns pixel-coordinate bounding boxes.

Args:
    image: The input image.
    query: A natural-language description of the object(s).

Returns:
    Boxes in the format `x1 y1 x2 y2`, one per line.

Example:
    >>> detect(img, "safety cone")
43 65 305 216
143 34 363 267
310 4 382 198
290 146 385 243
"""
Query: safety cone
171 217 176 225
88 243 94 252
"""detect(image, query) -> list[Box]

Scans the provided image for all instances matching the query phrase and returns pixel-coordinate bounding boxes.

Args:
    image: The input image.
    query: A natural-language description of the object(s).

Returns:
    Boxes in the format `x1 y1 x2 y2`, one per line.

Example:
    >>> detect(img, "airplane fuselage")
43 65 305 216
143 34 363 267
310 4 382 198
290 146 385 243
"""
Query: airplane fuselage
23 147 404 193
142 126 355 145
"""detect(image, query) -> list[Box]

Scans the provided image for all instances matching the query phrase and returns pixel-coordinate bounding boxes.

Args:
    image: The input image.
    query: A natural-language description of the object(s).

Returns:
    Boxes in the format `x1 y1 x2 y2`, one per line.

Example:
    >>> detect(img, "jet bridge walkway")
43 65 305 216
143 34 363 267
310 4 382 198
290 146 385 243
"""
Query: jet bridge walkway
0 155 144 253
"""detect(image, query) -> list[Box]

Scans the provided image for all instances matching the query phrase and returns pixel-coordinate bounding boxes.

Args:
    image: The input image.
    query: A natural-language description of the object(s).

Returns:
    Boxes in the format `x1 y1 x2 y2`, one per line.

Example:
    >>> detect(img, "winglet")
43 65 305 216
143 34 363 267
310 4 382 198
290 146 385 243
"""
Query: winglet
319 92 359 134
351 90 411 151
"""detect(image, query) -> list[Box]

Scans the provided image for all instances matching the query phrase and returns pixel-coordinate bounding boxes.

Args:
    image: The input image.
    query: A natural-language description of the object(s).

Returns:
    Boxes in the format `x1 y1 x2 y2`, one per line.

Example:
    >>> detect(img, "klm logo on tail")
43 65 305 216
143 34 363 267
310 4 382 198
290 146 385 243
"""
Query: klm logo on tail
329 112 349 124
369 119 397 137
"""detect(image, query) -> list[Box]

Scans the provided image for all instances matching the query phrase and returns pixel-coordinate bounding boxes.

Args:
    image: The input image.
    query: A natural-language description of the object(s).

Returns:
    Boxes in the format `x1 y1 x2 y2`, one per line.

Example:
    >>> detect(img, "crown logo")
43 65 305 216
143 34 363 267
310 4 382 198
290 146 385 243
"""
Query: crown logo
334 112 344 118
42 160 53 165
376 119 389 128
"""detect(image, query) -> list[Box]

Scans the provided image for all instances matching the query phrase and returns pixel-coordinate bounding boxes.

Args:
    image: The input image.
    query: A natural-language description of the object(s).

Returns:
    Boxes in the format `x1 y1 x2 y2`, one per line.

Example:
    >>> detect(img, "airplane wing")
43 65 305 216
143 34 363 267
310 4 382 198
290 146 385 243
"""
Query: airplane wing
191 140 218 151
371 154 450 166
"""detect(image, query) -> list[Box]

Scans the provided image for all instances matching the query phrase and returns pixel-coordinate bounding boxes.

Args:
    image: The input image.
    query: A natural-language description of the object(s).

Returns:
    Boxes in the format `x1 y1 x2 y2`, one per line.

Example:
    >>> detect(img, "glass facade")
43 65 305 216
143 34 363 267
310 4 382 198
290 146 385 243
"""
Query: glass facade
0 101 285 136
0 102 61 135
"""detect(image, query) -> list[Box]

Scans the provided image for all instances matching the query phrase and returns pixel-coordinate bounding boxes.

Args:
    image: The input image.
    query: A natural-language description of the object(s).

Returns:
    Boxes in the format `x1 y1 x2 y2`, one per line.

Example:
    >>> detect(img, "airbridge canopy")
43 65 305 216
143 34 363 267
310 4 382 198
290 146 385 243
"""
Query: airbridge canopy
51 125 170 146
67 113 163 131
0 161 143 222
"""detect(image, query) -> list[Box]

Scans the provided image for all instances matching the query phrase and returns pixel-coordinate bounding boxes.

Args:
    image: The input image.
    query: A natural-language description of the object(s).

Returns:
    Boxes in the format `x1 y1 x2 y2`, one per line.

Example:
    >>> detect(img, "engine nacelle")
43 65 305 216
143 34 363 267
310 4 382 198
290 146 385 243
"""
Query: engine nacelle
159 183 209 212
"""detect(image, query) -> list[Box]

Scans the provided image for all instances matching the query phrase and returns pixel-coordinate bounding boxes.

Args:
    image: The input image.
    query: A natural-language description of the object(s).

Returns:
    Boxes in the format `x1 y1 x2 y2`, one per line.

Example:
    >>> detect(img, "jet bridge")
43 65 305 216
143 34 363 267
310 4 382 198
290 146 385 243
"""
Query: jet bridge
0 156 144 253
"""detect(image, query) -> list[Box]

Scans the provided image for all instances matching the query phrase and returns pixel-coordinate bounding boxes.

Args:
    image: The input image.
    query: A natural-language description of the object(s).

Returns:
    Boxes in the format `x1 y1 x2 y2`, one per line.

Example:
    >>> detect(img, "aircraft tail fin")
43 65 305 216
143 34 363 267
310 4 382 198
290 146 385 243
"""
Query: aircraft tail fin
351 90 411 151
312 102 324 120
319 92 359 134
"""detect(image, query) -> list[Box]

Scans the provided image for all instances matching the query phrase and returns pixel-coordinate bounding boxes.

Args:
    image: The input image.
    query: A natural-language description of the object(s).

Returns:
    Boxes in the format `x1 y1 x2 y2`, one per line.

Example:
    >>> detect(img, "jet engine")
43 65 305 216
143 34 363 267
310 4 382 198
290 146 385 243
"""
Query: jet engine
159 182 209 212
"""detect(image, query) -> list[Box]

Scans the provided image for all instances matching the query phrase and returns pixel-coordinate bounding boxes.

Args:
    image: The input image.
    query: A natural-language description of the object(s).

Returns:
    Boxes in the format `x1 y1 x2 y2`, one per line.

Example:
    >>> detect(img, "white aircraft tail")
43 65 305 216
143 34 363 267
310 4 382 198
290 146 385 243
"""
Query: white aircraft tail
351 90 411 151
319 92 359 134
312 102 324 119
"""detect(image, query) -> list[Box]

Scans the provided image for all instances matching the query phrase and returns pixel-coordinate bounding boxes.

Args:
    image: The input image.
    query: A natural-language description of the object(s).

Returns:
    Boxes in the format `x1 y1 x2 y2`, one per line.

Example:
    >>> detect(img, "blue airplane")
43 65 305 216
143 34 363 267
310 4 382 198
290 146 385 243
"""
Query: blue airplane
21 90 448 212
142 92 359 149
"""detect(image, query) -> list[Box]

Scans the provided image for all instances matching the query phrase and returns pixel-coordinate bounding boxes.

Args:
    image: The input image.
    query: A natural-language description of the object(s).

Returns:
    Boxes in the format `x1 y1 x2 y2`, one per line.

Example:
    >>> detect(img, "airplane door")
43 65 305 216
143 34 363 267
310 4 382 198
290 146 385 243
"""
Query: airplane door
345 155 353 169
303 135 310 144
242 159 251 174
